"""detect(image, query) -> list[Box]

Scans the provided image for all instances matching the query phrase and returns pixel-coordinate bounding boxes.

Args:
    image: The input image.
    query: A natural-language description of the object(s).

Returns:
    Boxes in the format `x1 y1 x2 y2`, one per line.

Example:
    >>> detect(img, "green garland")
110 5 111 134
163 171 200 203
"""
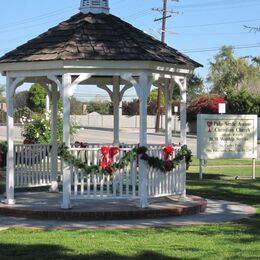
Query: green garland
137 145 192 172
58 144 192 175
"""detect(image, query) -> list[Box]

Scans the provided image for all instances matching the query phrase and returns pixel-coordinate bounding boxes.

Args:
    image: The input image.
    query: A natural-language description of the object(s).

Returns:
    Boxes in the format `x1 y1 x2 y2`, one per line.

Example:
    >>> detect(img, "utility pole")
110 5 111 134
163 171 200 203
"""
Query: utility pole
155 0 169 132
154 0 180 132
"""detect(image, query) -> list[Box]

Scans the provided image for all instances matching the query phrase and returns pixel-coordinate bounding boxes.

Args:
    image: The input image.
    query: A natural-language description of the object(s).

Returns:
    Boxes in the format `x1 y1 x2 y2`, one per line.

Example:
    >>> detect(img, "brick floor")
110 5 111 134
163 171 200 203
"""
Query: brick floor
0 192 207 221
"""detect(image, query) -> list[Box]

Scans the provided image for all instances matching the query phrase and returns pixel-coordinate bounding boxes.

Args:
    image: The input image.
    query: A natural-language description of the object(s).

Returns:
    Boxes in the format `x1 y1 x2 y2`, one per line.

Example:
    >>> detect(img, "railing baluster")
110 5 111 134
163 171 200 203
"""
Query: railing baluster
80 170 84 196
106 174 110 197
74 167 78 196
131 160 137 198
93 173 97 197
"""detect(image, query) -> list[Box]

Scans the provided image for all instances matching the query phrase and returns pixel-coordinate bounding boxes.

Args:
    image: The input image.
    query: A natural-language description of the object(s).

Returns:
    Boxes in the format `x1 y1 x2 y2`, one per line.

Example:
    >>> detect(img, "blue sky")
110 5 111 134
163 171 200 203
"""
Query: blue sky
0 0 259 100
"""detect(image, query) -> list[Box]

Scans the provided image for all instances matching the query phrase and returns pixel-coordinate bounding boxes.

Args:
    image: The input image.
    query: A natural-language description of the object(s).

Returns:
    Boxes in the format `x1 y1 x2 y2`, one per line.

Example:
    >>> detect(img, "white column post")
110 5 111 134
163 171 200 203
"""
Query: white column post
49 83 59 192
113 76 120 146
165 80 174 145
174 76 187 199
61 73 72 209
180 78 187 146
4 76 15 204
134 75 152 208
119 101 123 117
174 77 187 146
46 94 50 113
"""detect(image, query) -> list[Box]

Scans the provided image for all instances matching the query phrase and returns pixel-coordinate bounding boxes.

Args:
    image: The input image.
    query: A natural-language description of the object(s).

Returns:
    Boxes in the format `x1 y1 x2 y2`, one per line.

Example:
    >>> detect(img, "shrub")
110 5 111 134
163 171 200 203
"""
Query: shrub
86 101 112 115
226 89 260 116
122 100 139 115
21 111 77 144
187 94 226 123
14 107 33 123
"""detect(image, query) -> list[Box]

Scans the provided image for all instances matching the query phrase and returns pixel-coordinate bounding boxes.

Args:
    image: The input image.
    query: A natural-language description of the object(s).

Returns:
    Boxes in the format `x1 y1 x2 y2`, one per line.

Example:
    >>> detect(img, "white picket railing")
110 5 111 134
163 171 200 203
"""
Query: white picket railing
13 143 186 198
69 145 185 200
146 146 185 197
14 144 52 188
70 147 139 199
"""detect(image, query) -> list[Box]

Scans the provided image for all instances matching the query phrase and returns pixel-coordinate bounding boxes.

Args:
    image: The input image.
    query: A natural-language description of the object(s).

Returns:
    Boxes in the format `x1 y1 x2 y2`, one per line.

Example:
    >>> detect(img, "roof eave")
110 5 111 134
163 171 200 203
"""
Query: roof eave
0 59 196 77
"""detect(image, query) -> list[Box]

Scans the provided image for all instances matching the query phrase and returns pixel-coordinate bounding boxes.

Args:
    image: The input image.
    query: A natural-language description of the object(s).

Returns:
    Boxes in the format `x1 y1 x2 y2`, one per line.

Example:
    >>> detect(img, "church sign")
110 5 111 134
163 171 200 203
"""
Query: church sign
197 114 258 159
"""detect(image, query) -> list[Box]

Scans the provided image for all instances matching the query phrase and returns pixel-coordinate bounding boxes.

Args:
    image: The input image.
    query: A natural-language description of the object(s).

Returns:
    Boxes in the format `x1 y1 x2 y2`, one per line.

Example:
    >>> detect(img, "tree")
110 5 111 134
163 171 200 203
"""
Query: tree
187 94 226 124
70 97 83 115
207 46 248 93
0 85 5 102
226 89 260 116
207 46 260 94
149 89 164 116
244 25 260 33
187 73 204 103
21 111 76 144
122 99 139 115
86 101 112 115
27 83 47 113
14 91 29 109
172 73 204 103
246 56 260 95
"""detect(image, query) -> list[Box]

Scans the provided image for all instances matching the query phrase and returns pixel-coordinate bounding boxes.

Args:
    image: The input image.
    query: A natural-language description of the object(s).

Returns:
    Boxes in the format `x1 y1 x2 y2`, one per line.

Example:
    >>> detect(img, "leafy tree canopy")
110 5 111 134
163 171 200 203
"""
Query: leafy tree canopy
172 73 204 103
28 83 47 113
0 85 5 102
14 91 29 109
187 73 204 102
207 46 260 94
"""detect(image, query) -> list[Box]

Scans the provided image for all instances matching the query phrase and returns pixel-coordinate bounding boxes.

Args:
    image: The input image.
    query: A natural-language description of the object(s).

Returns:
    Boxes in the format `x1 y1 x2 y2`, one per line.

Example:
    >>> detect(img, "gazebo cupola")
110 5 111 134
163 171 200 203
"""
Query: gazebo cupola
80 0 109 14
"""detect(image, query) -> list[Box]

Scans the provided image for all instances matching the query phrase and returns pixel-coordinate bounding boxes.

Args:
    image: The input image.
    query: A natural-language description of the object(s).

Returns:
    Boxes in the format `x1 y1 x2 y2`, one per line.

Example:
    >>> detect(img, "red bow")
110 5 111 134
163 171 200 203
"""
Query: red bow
100 146 120 169
162 146 174 161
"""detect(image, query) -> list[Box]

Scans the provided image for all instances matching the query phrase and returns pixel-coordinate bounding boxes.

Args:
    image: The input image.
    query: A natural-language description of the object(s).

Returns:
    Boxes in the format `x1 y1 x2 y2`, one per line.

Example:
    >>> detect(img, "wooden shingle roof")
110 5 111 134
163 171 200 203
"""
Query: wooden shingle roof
0 13 202 67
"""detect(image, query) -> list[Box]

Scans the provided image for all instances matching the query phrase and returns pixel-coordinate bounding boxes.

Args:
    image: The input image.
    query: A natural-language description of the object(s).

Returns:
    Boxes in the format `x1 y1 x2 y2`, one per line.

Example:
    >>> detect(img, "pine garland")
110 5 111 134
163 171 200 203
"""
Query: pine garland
58 144 192 175
136 145 192 172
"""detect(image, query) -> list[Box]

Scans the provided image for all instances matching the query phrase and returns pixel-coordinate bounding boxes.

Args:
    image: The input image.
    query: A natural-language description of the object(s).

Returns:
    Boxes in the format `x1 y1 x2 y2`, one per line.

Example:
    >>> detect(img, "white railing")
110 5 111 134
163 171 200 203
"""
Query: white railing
14 144 52 188
70 147 139 199
146 146 185 197
13 143 186 198
68 145 185 200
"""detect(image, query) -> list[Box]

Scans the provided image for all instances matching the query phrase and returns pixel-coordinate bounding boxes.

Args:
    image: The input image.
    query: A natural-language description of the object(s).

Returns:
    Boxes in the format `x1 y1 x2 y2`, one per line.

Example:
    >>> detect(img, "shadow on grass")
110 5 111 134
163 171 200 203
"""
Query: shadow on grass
187 177 260 242
0 243 178 260
187 178 260 205
187 172 227 180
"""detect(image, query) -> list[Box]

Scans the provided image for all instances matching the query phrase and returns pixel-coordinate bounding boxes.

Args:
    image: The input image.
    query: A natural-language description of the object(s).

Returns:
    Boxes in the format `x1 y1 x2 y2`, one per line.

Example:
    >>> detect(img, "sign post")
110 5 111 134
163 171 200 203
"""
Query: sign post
197 114 258 179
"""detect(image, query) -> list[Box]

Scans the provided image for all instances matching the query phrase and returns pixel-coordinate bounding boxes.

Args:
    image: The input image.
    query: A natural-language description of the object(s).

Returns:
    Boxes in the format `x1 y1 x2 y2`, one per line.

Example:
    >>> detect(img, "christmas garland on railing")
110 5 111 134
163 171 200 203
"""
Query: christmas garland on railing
58 144 192 175
138 145 192 172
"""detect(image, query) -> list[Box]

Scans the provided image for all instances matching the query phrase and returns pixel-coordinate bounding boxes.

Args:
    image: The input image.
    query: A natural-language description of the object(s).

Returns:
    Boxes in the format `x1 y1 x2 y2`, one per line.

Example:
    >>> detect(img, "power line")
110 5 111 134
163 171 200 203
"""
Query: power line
176 0 260 9
181 43 260 54
0 1 126 34
169 18 260 29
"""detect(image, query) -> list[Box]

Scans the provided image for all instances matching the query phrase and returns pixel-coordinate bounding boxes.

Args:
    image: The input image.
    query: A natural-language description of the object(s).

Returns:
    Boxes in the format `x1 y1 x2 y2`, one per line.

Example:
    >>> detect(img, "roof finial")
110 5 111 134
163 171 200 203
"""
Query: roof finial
80 0 110 14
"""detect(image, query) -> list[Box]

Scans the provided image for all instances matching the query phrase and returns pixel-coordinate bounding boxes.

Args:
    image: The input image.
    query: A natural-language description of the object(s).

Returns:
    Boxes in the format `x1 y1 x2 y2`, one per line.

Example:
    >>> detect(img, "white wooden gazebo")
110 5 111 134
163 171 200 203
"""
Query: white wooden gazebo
0 0 201 209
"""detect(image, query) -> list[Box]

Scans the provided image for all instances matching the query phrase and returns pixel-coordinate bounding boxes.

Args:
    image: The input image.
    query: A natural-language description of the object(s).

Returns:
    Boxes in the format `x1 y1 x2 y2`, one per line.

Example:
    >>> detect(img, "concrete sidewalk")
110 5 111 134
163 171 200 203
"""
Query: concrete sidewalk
0 199 256 230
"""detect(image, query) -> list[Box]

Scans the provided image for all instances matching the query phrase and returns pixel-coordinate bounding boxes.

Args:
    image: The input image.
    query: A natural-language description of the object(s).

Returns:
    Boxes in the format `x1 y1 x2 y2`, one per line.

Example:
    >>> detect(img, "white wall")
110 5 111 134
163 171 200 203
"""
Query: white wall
71 115 181 132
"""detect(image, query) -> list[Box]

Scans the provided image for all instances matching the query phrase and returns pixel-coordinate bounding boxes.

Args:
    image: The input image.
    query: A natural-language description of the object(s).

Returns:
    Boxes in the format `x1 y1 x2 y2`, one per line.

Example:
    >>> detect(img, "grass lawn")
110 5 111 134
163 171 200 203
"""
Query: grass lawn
0 160 260 259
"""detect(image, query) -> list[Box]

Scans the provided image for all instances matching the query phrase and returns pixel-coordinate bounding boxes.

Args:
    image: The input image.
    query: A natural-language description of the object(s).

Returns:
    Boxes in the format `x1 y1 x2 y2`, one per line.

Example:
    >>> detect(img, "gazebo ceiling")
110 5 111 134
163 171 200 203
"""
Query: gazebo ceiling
0 12 202 68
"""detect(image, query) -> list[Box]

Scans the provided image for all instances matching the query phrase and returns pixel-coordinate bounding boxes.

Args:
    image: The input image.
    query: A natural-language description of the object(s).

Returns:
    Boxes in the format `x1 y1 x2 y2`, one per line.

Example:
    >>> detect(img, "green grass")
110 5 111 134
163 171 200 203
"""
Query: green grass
0 161 260 259
191 157 260 166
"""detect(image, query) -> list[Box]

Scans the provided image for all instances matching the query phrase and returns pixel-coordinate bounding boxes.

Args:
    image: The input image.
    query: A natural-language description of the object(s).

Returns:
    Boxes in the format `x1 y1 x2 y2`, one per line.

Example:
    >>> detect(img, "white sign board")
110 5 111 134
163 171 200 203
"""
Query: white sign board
197 114 258 159
218 103 226 114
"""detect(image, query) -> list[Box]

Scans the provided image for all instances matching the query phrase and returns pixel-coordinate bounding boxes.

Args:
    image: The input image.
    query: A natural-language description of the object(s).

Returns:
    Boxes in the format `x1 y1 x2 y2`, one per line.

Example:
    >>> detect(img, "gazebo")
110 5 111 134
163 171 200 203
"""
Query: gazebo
0 0 202 209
